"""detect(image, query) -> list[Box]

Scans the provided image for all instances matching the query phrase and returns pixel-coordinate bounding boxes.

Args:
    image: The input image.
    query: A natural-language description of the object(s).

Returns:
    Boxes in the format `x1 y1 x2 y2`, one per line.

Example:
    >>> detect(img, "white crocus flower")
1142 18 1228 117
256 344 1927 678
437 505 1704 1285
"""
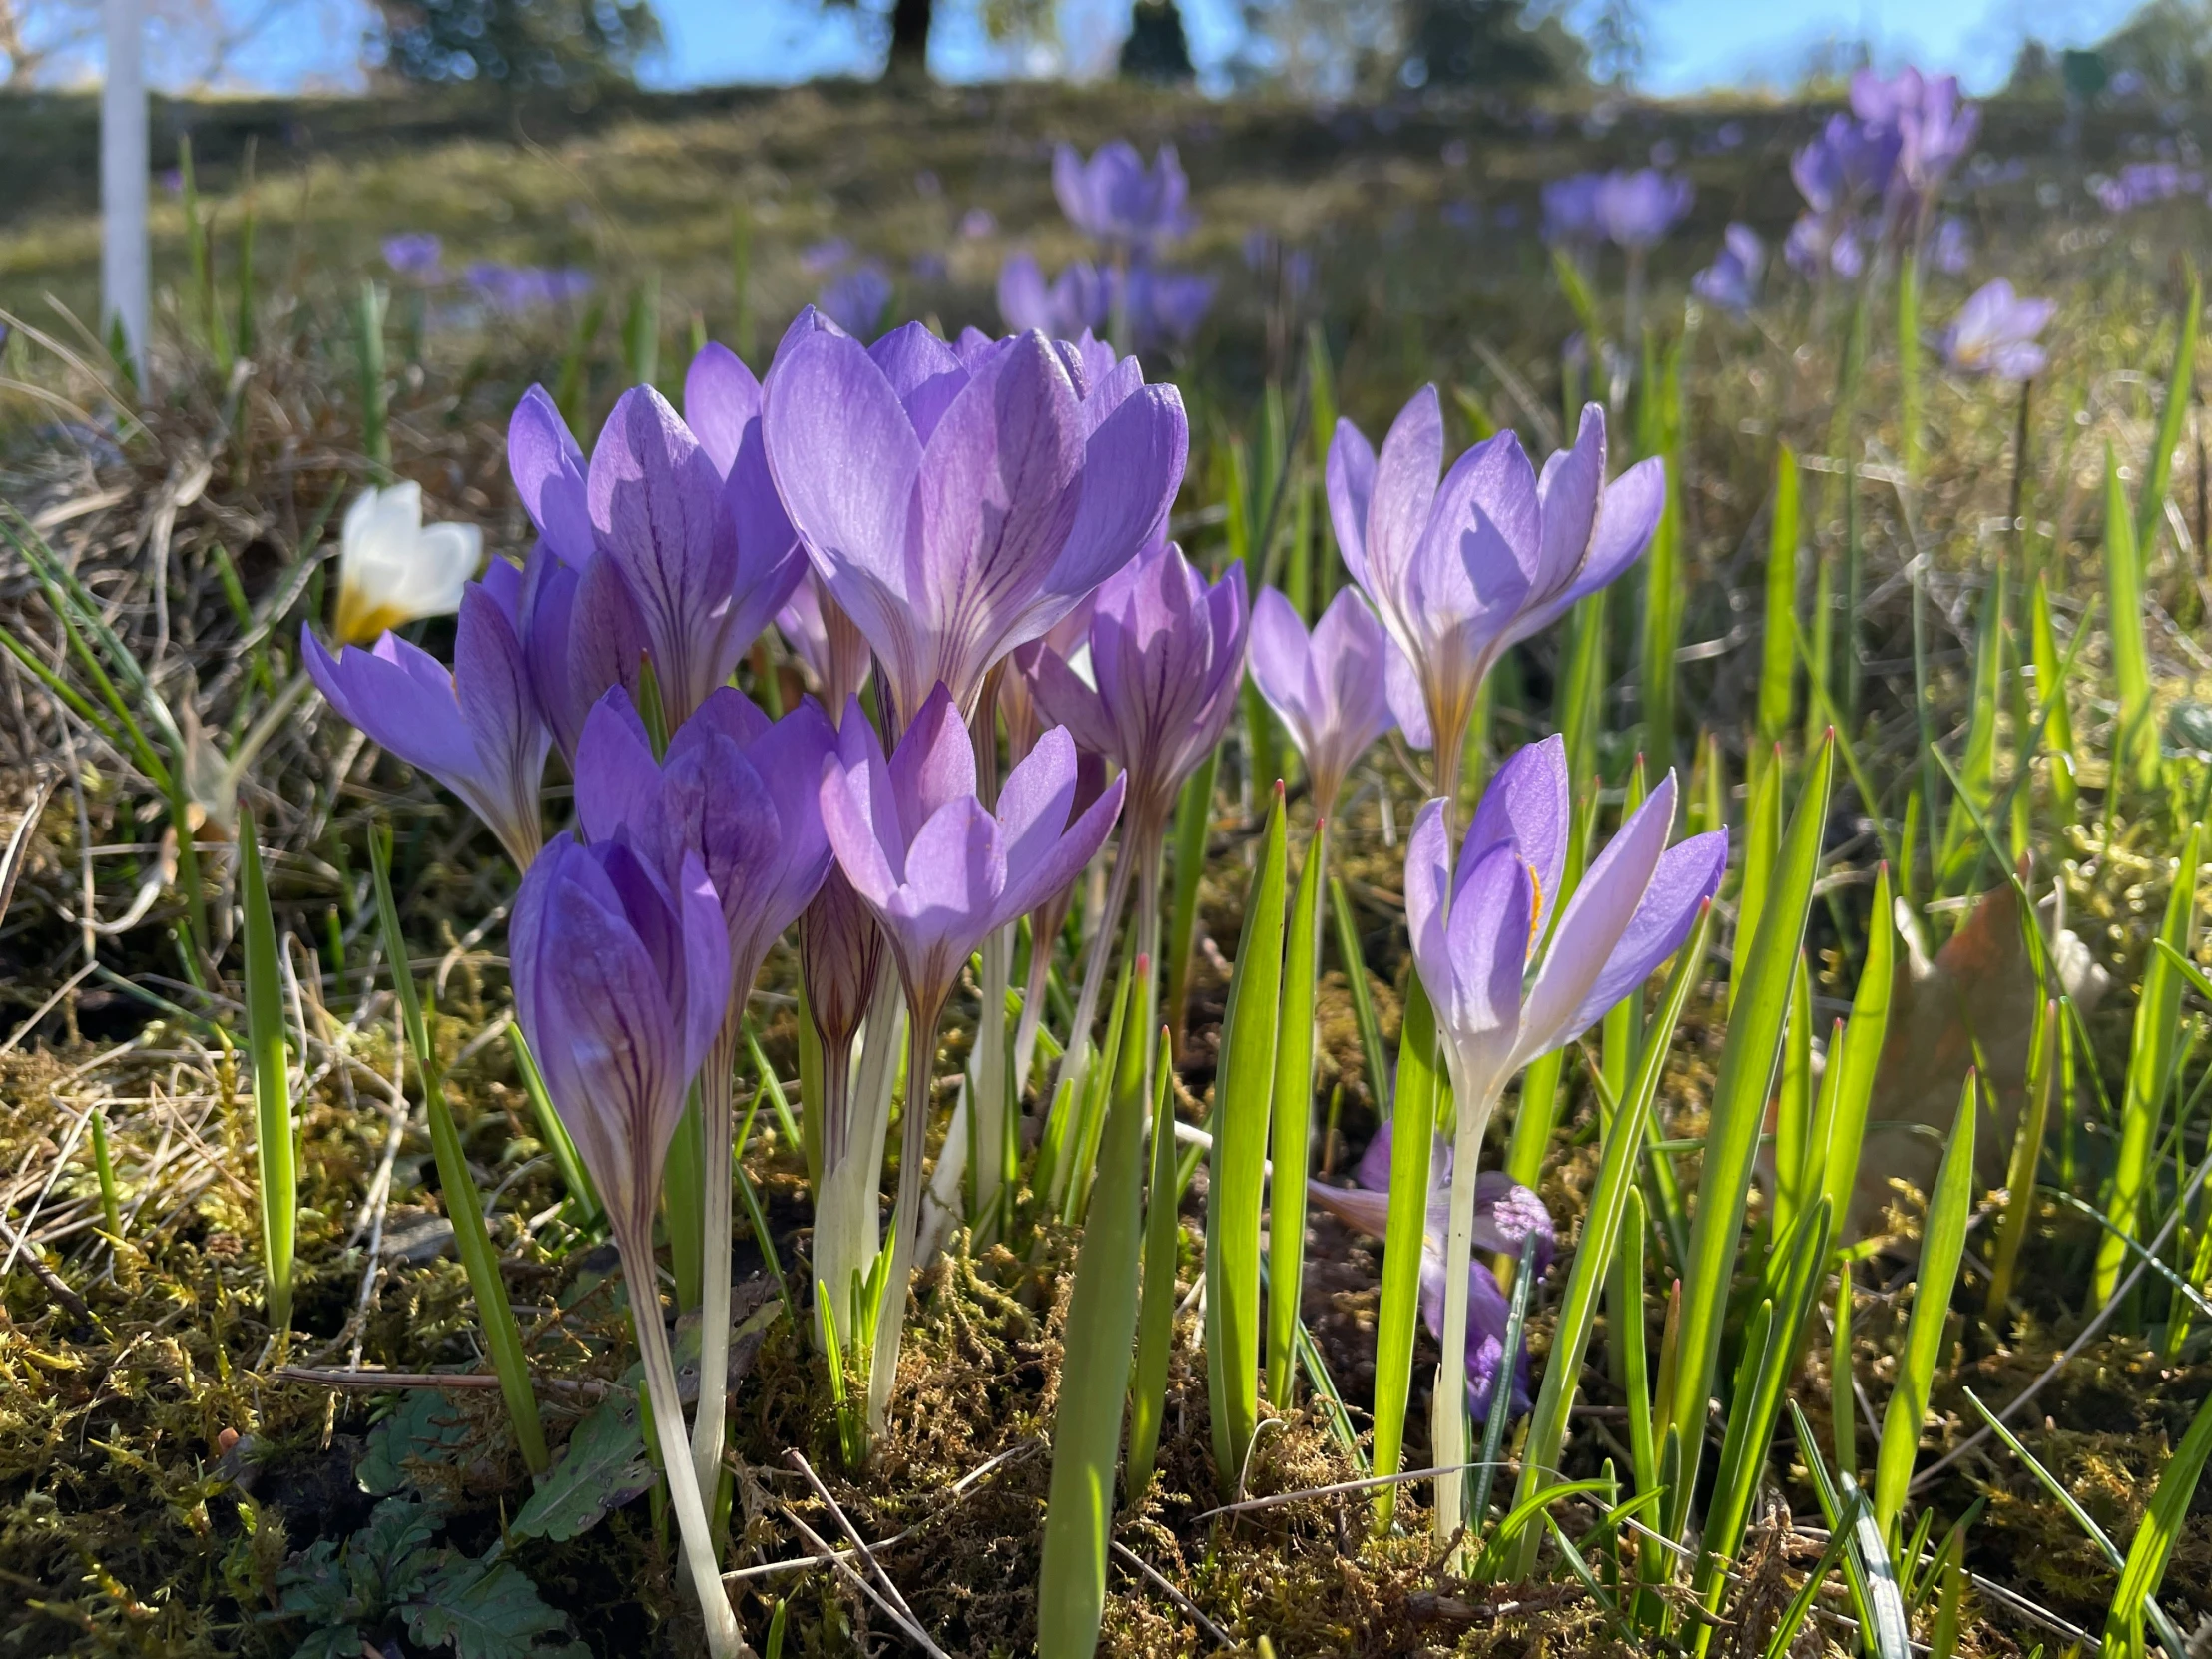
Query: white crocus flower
333 482 482 645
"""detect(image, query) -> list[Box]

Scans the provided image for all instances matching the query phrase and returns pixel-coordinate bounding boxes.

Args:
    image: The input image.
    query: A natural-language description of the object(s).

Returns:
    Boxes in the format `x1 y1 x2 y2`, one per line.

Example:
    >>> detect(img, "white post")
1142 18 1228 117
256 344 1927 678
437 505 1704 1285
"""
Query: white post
101 0 149 378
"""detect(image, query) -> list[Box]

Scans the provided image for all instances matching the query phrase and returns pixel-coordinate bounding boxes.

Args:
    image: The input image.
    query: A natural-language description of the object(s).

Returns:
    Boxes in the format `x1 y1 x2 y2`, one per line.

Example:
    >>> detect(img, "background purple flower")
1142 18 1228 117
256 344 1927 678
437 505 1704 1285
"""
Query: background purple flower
1941 278 2054 379
1595 169 1693 249
382 233 444 279
998 253 1112 338
1052 139 1195 250
819 264 893 340
1692 224 1764 314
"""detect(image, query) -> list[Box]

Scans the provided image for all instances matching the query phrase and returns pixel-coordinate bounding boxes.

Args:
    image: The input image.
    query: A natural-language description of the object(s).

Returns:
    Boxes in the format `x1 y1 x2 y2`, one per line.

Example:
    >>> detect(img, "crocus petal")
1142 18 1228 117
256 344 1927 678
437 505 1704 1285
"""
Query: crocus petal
509 386 594 565
1532 404 1606 596
1326 417 1378 589
1362 386 1445 616
868 321 968 442
587 385 738 725
572 689 663 847
889 683 979 833
1463 733 1570 918
1557 830 1726 1043
450 578 551 863
993 724 1081 879
683 342 761 478
993 770 1125 929
820 759 902 911
1514 772 1678 1062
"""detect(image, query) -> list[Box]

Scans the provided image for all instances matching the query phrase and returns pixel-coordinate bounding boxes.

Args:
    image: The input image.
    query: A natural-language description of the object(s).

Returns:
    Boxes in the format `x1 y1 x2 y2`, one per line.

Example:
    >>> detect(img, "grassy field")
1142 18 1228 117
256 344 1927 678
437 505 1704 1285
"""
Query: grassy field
3 73 2212 1659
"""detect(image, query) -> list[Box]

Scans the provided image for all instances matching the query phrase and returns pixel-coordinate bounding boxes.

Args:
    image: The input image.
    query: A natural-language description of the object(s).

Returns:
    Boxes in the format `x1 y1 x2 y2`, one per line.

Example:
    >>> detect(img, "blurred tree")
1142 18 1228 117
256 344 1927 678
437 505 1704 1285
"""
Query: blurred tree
821 0 1053 82
1581 0 1641 85
371 0 660 88
1120 0 1192 82
1399 0 1582 88
1232 0 1399 98
2097 0 2212 98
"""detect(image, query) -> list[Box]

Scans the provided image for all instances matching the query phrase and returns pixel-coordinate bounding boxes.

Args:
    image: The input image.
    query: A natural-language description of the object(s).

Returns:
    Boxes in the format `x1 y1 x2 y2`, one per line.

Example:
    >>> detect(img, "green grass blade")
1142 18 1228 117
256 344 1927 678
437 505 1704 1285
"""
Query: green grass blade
1204 783 1287 1496
1038 958 1154 1659
1506 903 1712 1579
355 279 390 477
239 809 294 1336
1730 749 1782 1015
2027 573 2079 826
1874 1072 1976 1543
1818 862 1895 1242
1164 745 1220 1050
2105 442 2159 793
1637 334 1685 768
1772 951 1815 1242
1987 1001 2056 1316
1267 821 1329 1404
2136 270 2200 559
1758 444 1802 748
2096 820 2203 1304
506 1020 603 1228
1371 966 1440 1527
1127 1026 1182 1503
1329 875 1389 1118
1964 1386 2194 1658
1665 736 1832 1526
1939 568 2007 889
2104 1382 2212 1659
369 825 549 1473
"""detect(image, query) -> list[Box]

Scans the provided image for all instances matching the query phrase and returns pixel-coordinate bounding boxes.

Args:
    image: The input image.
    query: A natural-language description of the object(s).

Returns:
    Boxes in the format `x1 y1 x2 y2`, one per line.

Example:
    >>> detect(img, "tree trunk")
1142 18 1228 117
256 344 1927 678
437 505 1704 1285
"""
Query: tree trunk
884 0 931 79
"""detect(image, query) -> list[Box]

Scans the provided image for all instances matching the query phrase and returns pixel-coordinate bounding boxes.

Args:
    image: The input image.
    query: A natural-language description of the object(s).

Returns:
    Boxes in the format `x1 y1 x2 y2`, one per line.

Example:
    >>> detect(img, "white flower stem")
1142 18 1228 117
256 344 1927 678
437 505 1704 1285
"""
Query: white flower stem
688 1015 743 1507
969 922 1013 1231
620 1237 751 1659
1430 1066 1504 1569
1042 826 1139 1206
866 992 947 1435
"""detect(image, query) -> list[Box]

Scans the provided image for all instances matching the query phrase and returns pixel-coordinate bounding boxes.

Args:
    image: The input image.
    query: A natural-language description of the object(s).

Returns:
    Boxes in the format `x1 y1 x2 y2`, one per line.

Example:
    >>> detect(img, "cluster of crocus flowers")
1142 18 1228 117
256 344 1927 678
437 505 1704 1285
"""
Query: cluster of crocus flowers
1692 224 1766 317
1328 390 1665 807
1000 140 1216 352
1786 65 1979 277
1404 735 1726 1548
1541 168 1692 253
1941 278 2054 380
820 687 1126 1425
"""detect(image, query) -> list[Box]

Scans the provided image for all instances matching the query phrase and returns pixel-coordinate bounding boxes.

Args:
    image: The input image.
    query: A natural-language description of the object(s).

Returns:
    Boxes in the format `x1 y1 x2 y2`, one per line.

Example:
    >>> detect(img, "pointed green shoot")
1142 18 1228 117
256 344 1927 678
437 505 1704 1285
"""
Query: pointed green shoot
2105 1382 2212 1659
1204 783 1287 1495
1126 1025 1181 1503
2105 442 2159 793
2136 270 2200 559
2096 820 2203 1304
239 809 294 1335
370 825 549 1473
1873 1071 1976 1544
1664 738 1832 1520
1987 1000 2057 1316
1038 959 1153 1659
1370 965 1439 1527
1758 445 1802 748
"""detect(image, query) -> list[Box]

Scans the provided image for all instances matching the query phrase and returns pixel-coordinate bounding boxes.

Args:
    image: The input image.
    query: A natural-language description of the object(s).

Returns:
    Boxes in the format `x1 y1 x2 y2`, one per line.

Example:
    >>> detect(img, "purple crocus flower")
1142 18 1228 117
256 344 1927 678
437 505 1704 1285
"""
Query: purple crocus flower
1052 140 1194 251
820 682 1126 1425
1930 215 1972 276
825 684 1127 1024
819 264 893 340
508 370 804 750
1247 586 1425 815
1406 735 1725 1120
1596 169 1693 250
1030 538 1248 835
763 321 1188 727
801 238 854 275
997 252 1112 338
1405 735 1724 1545
1691 223 1765 315
1308 1118 1554 1419
512 832 729 1247
572 682 834 1491
382 233 443 279
1327 392 1664 804
1124 263 1216 348
302 561 550 868
1941 279 2053 380
508 829 742 1651
1540 173 1605 247
1859 67 1980 219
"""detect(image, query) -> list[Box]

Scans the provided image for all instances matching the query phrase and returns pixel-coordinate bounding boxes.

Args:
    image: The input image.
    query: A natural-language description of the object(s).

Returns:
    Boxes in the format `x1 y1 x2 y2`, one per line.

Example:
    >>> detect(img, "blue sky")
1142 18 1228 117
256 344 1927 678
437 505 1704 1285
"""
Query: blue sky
42 0 2140 97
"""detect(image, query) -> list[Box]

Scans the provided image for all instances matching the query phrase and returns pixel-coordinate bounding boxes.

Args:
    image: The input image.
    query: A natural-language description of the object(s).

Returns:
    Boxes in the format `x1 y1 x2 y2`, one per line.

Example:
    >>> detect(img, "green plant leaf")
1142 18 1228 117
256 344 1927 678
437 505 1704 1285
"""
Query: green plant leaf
1371 966 1440 1526
1205 786 1287 1495
2105 1382 2212 1659
1267 820 1329 1404
1874 1073 1976 1542
1039 959 1153 1658
358 1394 472 1499
406 1555 578 1659
1758 444 1802 746
239 808 294 1335
509 1395 654 1543
1665 736 1832 1533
